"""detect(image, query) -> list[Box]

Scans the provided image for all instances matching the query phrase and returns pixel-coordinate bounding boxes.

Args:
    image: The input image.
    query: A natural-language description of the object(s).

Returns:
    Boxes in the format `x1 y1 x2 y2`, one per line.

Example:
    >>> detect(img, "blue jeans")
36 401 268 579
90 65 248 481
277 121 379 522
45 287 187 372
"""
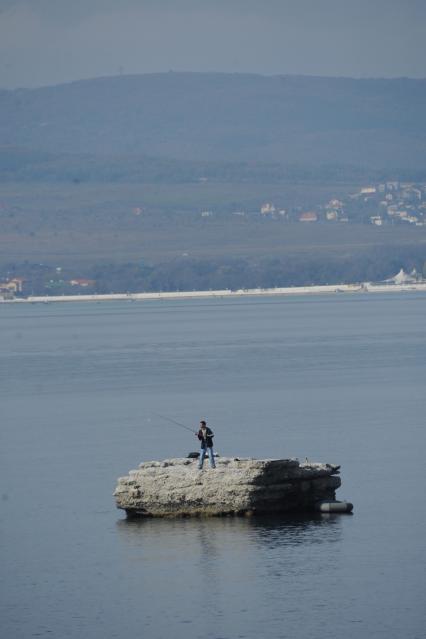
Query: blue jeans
198 446 216 469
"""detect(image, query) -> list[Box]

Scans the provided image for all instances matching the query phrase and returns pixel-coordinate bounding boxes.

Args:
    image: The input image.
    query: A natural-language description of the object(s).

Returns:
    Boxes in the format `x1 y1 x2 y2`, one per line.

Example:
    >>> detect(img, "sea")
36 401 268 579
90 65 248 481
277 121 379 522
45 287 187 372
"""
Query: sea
1 292 425 639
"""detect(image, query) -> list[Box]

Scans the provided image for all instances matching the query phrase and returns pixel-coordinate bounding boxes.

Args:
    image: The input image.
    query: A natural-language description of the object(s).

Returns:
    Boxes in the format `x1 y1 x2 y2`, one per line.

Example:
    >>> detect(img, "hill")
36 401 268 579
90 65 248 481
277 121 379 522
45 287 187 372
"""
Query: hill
1 72 426 170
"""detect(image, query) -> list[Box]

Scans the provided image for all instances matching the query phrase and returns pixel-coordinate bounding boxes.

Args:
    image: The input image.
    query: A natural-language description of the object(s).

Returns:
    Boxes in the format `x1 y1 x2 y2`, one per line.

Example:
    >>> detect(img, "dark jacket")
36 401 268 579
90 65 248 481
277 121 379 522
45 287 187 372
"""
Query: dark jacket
197 426 214 448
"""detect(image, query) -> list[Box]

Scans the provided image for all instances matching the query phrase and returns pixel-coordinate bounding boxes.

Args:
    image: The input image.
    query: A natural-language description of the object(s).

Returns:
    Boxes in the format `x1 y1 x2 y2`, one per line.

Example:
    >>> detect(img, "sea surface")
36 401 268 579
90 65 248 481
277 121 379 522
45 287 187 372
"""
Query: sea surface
1 293 425 639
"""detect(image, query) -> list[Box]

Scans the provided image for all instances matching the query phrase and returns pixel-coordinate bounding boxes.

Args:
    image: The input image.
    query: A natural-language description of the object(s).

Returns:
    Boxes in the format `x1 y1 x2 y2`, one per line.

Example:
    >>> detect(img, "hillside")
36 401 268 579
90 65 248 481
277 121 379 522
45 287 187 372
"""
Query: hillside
1 72 426 170
1 72 426 294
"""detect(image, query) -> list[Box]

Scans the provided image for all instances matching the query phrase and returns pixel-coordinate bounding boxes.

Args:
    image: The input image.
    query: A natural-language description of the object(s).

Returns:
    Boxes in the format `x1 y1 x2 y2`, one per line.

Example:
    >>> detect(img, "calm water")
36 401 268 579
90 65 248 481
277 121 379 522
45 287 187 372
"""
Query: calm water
1 293 425 639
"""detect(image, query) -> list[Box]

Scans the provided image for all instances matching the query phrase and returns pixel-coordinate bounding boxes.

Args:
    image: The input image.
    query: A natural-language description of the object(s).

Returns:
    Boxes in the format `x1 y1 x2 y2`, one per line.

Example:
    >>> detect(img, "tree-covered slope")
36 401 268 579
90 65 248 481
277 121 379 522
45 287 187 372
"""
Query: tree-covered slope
1 72 425 169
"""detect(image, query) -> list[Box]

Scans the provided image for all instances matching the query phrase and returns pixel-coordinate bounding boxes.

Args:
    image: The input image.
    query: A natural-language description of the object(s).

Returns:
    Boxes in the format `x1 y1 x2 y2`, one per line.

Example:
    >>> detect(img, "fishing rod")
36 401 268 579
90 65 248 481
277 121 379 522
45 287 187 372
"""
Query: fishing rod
153 412 196 434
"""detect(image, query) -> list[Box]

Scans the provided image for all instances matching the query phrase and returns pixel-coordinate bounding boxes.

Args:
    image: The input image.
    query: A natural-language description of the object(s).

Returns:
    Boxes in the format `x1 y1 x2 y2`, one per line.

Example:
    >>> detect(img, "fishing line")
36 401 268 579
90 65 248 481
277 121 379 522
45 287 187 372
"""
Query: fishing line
152 412 196 433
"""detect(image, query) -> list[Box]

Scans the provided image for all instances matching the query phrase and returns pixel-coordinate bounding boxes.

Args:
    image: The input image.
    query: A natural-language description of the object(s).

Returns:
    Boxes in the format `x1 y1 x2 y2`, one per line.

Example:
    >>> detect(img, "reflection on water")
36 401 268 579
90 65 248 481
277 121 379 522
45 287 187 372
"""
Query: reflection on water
117 513 342 550
113 514 344 638
116 513 342 576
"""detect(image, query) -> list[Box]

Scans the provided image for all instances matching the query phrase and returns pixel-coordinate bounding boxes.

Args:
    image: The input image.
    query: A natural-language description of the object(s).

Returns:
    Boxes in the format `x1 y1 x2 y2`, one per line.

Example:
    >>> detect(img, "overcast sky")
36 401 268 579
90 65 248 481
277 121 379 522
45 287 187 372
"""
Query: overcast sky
1 0 425 88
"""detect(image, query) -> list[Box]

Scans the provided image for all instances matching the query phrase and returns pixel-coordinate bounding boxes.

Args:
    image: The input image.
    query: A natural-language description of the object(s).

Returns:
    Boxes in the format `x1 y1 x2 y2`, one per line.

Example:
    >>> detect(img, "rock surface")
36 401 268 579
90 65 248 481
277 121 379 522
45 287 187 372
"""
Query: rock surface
114 457 342 517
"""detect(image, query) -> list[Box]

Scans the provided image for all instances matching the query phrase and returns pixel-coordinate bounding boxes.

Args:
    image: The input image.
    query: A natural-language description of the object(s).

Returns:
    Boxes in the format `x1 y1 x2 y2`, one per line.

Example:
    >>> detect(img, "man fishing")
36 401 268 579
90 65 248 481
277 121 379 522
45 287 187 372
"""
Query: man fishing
197 420 216 469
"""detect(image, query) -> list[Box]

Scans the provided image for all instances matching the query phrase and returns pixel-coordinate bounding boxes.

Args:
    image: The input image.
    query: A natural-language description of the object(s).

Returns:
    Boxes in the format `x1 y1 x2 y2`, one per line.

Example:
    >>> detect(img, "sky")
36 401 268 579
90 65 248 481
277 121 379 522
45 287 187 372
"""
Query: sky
0 0 425 88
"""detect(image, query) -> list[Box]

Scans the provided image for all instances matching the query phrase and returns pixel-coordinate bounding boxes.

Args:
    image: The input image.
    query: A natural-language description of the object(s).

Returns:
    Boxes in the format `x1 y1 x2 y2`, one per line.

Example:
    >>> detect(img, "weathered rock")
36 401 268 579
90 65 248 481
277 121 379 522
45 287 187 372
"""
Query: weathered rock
114 457 342 517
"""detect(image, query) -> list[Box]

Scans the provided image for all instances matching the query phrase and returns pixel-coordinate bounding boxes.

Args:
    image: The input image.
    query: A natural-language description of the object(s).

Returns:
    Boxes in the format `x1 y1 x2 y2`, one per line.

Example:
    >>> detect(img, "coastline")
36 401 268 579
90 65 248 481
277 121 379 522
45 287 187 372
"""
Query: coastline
2 281 426 304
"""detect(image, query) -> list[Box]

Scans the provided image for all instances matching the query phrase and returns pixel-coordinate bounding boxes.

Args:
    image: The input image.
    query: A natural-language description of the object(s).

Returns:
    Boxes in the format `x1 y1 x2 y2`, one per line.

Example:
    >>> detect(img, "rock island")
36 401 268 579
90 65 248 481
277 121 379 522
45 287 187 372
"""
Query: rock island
114 457 343 517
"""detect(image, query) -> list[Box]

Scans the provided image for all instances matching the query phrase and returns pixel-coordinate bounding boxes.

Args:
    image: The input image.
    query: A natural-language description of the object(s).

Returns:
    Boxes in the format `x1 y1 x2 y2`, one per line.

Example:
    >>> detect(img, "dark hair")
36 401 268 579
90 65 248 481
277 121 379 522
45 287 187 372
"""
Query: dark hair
200 420 206 426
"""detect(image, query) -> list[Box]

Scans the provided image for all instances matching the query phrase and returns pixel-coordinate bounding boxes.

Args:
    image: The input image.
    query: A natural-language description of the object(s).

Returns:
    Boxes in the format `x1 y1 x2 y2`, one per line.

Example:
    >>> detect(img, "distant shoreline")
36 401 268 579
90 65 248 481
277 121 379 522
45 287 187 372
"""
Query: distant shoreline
2 282 426 304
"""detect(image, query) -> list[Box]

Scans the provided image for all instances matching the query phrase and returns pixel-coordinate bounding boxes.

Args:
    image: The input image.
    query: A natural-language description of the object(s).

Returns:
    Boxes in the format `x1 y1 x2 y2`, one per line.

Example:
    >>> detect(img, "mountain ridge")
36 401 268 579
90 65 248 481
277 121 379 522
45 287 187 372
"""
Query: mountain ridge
1 72 425 169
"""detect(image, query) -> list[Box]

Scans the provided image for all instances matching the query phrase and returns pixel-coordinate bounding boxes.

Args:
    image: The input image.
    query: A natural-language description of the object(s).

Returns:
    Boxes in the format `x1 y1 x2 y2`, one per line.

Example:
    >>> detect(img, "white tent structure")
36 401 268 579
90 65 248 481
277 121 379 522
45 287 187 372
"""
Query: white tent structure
384 268 418 284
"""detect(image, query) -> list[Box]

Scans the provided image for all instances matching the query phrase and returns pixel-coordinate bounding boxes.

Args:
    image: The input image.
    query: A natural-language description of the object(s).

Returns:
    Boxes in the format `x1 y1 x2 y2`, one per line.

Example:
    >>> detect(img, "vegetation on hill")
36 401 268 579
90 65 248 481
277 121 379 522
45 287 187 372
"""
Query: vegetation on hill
2 147 425 185
1 73 426 170
1 73 426 293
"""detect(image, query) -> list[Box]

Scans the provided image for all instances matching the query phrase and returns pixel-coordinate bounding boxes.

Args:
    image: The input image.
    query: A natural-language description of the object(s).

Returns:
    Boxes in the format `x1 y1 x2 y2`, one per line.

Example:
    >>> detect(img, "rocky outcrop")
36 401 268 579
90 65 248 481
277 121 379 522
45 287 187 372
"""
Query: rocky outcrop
114 457 342 517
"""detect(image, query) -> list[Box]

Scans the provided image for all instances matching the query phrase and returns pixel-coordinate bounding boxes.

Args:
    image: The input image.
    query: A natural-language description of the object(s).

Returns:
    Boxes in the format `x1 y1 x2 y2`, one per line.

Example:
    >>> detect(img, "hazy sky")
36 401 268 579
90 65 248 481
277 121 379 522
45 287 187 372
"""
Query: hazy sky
1 0 425 88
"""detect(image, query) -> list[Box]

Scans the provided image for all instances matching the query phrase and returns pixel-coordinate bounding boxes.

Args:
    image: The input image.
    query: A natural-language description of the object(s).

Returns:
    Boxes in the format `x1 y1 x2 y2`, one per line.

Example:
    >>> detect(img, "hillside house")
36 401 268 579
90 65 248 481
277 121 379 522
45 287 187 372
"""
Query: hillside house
260 203 276 216
69 279 96 287
326 199 343 209
386 181 399 190
299 211 318 222
0 277 24 294
326 210 338 221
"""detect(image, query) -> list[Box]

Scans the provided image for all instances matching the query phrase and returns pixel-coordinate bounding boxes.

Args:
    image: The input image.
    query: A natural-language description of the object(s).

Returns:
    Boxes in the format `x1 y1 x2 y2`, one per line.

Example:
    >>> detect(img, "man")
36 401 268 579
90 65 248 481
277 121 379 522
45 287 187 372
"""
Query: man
196 420 216 469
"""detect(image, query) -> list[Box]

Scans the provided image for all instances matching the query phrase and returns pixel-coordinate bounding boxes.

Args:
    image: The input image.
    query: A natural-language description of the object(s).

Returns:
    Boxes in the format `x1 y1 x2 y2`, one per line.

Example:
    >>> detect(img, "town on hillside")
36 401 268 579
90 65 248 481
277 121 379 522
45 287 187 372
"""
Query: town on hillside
252 181 426 226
